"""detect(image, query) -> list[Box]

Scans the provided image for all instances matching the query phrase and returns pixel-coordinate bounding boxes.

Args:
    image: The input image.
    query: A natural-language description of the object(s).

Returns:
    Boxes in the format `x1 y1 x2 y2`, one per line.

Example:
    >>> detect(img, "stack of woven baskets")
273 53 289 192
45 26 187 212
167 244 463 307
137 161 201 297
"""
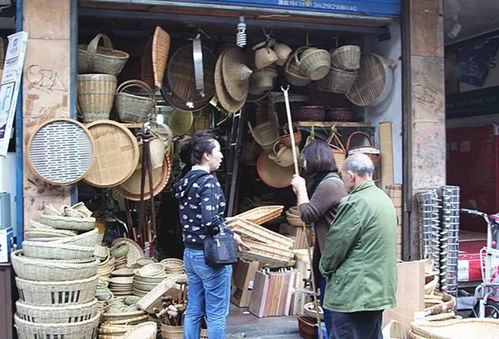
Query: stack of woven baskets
13 203 100 339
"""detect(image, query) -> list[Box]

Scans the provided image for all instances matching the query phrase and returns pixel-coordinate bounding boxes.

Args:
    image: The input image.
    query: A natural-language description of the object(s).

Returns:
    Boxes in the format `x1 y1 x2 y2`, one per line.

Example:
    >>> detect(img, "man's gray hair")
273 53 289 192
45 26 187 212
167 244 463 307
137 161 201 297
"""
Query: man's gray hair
343 153 375 177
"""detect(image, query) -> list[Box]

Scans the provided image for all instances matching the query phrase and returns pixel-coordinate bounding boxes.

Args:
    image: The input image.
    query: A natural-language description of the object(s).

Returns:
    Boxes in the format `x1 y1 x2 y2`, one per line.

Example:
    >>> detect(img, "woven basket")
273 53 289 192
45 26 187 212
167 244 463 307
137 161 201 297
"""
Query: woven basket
12 250 99 281
410 318 499 339
233 205 284 225
331 45 361 71
346 131 380 168
115 80 156 123
318 67 358 94
15 275 98 306
160 324 208 339
39 214 96 231
28 220 78 236
160 258 185 274
123 321 157 339
280 124 302 148
54 228 101 247
136 277 182 313
326 132 346 172
15 313 100 339
284 48 311 86
248 114 279 153
228 217 294 249
295 47 331 80
16 299 98 324
304 302 324 320
22 240 95 260
293 105 325 121
238 238 294 267
78 74 117 122
78 33 129 76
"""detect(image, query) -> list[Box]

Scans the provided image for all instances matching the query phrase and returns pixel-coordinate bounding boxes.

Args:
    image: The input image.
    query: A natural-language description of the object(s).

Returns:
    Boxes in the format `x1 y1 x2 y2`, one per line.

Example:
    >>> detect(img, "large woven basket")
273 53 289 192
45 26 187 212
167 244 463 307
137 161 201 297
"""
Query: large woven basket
77 74 117 122
330 45 361 71
410 318 499 339
22 240 95 260
16 299 98 324
15 313 100 339
115 80 156 123
15 275 98 306
295 47 331 80
284 48 311 86
54 228 101 247
78 33 129 76
160 324 208 339
318 67 358 94
11 250 99 281
39 214 96 231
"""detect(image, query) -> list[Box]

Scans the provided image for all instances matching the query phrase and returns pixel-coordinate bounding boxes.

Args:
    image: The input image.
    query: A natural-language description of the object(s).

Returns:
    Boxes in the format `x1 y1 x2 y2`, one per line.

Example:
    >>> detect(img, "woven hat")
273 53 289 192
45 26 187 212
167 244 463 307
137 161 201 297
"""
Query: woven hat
222 47 252 102
215 50 245 113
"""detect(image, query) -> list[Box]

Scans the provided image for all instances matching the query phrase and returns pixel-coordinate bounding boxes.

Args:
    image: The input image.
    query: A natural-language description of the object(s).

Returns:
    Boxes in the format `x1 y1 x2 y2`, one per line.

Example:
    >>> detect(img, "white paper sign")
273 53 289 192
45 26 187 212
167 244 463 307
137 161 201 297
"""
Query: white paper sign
0 31 28 157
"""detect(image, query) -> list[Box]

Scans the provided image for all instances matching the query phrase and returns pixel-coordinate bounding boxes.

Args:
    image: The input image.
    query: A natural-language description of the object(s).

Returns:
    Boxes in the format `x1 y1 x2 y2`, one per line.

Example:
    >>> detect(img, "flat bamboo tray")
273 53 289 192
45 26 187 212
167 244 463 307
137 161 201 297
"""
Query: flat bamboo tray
227 217 294 249
410 318 499 339
238 238 294 267
83 120 140 188
233 205 284 225
152 26 170 89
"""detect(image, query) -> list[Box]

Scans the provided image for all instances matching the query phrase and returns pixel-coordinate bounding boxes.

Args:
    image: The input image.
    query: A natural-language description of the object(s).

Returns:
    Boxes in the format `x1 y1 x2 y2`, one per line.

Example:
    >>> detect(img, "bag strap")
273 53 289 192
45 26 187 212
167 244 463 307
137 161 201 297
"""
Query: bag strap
319 175 343 186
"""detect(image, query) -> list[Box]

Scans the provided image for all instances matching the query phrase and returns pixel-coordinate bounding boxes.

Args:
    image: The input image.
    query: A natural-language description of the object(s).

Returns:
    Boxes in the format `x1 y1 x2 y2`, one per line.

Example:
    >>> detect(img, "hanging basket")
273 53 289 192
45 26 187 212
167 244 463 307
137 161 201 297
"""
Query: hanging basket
330 45 361 71
345 131 380 168
77 74 117 122
78 33 129 76
326 130 346 172
284 48 311 86
295 47 331 81
115 80 156 123
318 67 358 94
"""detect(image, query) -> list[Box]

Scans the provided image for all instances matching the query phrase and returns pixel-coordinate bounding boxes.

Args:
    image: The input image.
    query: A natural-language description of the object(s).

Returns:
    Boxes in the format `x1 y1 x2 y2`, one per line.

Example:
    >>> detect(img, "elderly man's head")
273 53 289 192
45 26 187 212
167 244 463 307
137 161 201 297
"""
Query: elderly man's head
341 153 375 192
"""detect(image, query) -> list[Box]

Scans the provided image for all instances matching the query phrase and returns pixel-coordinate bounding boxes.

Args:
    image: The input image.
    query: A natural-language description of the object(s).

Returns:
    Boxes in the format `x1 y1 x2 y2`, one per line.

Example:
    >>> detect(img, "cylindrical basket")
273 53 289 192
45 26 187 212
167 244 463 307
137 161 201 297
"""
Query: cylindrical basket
78 33 129 76
12 250 99 281
330 45 361 71
77 74 117 122
318 67 358 94
115 80 156 123
14 312 100 339
15 275 98 306
16 299 98 324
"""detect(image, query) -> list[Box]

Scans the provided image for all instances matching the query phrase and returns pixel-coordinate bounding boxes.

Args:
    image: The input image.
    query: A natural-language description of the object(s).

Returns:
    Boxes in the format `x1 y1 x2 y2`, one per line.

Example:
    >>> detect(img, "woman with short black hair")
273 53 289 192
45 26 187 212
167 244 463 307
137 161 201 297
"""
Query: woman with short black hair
174 130 248 339
291 139 347 336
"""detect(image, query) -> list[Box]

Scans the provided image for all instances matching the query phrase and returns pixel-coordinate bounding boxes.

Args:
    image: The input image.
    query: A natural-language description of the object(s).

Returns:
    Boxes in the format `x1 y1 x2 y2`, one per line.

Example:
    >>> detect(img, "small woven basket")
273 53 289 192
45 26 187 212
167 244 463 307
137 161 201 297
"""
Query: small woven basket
123 321 157 339
346 131 380 168
326 131 346 172
77 74 117 122
284 49 311 86
15 313 100 339
248 114 279 153
22 240 95 260
295 47 331 81
16 299 98 324
12 250 99 281
38 214 96 231
330 45 361 71
78 33 129 76
15 275 98 306
115 80 156 123
318 67 358 94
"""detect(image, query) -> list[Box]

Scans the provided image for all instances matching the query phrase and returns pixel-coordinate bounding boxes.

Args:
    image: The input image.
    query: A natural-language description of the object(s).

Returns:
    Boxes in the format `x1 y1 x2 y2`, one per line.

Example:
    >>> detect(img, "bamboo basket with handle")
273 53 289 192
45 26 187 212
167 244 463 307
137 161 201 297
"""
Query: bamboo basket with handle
78 33 129 75
345 131 380 168
326 129 346 172
115 80 156 123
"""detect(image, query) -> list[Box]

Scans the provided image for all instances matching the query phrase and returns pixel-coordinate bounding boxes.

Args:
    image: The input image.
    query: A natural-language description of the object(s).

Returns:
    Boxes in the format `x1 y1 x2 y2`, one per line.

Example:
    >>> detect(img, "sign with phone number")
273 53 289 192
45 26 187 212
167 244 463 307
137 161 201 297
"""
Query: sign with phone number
189 0 400 17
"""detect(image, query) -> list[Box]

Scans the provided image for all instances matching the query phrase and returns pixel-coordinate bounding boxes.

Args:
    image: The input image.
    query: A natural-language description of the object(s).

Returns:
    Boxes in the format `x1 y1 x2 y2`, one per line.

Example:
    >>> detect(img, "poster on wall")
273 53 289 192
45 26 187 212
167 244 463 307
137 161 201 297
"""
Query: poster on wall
457 36 499 87
0 31 28 157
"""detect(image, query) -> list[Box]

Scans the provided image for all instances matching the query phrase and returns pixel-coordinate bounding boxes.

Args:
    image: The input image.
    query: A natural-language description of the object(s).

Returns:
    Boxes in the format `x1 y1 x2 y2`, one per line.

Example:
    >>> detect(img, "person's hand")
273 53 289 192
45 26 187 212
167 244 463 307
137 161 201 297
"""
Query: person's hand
233 233 251 252
291 174 306 195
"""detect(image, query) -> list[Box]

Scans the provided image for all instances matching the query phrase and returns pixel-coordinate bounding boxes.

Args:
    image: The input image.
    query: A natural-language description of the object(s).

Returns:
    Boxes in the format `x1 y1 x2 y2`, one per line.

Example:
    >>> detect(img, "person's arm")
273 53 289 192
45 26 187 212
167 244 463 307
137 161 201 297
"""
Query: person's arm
199 177 225 234
299 180 346 223
319 200 362 276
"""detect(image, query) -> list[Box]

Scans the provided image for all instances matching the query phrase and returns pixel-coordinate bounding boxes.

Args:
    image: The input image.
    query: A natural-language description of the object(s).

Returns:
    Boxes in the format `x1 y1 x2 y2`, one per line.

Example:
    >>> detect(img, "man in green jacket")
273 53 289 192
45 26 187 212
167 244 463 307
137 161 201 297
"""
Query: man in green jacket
319 153 397 339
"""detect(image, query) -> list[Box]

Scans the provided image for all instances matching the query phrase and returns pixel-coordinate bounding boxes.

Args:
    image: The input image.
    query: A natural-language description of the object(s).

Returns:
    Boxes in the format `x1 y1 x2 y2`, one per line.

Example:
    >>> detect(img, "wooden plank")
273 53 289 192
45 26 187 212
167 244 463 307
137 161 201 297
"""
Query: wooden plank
379 122 393 191
297 121 372 127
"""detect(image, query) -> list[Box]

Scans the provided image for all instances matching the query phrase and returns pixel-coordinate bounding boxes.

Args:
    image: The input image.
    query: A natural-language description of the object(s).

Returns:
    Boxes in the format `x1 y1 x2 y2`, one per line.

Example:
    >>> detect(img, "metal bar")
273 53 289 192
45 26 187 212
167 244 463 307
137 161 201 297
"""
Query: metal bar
78 8 390 36
15 0 23 248
70 0 78 204
80 0 396 23
227 108 245 217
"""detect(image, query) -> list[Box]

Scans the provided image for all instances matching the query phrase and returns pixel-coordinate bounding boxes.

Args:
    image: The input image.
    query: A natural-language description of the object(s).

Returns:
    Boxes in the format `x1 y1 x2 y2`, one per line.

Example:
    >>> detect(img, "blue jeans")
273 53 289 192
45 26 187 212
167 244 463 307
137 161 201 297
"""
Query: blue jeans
183 248 232 339
320 277 333 337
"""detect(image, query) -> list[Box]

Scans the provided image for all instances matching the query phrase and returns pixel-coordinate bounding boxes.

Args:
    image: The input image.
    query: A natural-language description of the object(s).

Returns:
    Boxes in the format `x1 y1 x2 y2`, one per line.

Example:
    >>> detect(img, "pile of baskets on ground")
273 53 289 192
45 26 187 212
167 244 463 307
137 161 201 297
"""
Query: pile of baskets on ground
12 203 101 339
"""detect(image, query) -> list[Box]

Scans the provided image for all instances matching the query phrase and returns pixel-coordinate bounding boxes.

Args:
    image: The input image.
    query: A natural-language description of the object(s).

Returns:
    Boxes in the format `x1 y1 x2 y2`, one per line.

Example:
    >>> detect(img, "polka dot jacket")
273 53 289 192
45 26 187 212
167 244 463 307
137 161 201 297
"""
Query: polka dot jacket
174 169 232 250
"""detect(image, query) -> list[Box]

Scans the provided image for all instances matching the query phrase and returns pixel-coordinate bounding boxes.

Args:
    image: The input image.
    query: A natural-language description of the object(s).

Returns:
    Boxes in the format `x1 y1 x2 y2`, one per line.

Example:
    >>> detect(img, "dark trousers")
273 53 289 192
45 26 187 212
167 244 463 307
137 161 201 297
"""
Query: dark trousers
329 310 383 339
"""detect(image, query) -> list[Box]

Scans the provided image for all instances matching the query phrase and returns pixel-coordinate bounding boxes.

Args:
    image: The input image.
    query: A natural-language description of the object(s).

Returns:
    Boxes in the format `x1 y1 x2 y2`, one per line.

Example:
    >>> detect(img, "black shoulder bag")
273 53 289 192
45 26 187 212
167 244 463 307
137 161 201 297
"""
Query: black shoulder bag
203 227 238 266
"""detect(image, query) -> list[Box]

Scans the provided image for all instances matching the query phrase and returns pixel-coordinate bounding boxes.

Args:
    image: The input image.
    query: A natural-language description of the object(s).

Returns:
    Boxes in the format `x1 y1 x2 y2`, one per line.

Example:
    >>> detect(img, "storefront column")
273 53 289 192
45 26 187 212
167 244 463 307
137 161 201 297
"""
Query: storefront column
402 0 446 259
21 0 73 230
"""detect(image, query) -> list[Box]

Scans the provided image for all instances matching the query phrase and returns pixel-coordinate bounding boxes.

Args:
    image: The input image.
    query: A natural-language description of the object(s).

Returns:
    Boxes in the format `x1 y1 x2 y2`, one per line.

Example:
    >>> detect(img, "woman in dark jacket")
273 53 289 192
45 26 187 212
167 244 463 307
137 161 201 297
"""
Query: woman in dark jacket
174 130 248 339
290 139 347 336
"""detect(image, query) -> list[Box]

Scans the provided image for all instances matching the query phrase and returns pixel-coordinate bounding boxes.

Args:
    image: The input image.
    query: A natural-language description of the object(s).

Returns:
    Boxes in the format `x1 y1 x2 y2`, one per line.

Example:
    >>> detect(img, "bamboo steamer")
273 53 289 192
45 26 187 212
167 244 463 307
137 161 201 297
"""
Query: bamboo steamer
83 120 140 188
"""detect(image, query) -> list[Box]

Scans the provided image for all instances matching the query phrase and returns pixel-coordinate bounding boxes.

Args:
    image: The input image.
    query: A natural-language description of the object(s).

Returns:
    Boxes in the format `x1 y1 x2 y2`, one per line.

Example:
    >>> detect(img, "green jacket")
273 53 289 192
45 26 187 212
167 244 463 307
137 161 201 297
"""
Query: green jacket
319 180 397 312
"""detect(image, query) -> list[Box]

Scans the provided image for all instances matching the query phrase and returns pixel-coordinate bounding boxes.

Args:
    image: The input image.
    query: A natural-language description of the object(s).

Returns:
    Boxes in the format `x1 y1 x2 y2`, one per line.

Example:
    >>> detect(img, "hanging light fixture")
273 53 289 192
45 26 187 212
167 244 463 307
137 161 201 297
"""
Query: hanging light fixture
236 16 247 48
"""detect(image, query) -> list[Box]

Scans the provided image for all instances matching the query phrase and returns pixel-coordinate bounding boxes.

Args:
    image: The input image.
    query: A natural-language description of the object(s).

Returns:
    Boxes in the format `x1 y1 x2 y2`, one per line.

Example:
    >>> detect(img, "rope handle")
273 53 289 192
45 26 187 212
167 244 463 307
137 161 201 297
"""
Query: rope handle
116 80 156 101
326 127 346 153
293 46 310 66
86 33 114 54
345 131 374 151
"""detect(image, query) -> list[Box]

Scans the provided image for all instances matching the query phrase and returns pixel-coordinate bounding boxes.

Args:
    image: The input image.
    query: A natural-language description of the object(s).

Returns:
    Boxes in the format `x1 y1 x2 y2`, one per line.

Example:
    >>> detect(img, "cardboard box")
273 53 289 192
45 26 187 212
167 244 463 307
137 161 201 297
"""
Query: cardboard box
0 227 13 263
231 260 261 307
